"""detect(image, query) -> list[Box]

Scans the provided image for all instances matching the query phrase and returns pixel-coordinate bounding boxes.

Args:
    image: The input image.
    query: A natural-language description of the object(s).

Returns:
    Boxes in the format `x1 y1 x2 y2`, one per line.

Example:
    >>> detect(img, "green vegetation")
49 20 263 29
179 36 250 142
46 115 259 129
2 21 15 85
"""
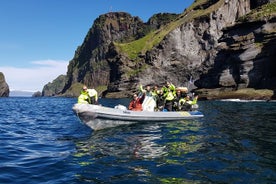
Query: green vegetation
94 15 107 28
125 63 148 77
95 85 107 95
238 2 276 22
50 75 66 89
115 0 225 60
115 19 183 60
64 82 84 97
115 0 275 60
115 31 157 59
186 0 210 11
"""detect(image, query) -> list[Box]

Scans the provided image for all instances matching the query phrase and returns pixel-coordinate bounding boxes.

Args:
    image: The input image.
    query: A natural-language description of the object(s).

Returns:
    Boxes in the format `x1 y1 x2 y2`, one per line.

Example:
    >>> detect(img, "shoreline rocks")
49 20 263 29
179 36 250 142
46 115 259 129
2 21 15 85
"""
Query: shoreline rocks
0 72 9 97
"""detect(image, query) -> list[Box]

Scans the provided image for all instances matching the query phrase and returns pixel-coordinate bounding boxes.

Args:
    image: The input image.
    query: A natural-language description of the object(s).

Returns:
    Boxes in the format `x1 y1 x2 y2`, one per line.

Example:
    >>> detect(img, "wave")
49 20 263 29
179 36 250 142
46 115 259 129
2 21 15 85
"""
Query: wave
217 99 276 102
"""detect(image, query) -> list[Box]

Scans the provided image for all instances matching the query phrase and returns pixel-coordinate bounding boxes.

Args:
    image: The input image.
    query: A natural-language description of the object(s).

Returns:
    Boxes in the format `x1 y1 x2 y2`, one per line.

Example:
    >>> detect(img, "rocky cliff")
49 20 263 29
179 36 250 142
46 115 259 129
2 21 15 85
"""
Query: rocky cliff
43 0 276 99
195 1 276 99
0 72 9 97
42 75 66 96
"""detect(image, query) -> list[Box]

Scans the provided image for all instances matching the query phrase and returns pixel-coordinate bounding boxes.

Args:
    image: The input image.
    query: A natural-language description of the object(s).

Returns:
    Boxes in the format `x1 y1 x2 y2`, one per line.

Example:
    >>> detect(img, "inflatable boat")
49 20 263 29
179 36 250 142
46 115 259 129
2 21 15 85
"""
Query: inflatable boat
72 103 204 130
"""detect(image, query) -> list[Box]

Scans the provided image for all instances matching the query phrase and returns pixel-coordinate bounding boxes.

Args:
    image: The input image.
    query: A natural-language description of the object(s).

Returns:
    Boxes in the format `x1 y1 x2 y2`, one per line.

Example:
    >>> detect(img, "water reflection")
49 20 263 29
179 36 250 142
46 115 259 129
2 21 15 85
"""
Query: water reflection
72 120 204 183
70 101 276 183
74 124 167 160
128 125 167 159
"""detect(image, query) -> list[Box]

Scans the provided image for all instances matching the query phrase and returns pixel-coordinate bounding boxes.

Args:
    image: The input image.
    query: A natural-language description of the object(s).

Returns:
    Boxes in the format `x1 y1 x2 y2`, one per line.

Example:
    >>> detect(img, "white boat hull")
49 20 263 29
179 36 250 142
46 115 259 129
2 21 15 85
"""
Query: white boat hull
72 104 204 130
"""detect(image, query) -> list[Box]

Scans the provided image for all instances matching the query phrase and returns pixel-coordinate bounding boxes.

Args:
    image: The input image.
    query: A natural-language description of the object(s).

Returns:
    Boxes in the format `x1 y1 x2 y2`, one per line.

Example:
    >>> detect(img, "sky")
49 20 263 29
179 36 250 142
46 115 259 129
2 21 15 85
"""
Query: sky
0 0 194 92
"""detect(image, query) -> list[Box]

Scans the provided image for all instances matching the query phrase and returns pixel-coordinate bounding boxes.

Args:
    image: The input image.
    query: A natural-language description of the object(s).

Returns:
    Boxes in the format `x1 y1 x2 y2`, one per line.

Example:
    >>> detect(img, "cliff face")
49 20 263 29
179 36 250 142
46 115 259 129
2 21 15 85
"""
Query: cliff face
43 12 176 97
42 75 66 96
196 20 276 90
140 0 251 87
0 72 9 97
61 12 148 97
43 0 276 99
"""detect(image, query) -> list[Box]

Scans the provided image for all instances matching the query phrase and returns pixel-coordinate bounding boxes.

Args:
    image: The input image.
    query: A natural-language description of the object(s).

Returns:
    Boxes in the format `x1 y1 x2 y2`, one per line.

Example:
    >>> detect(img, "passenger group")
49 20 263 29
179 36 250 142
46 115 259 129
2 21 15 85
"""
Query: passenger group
128 82 198 112
78 82 198 112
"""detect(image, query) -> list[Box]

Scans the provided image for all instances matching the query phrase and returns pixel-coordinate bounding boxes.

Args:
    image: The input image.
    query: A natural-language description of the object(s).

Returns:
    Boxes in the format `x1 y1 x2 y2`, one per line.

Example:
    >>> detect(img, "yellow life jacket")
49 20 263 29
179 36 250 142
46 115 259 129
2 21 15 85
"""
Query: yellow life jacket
179 98 186 105
78 92 90 104
182 97 197 105
87 89 98 101
166 91 175 101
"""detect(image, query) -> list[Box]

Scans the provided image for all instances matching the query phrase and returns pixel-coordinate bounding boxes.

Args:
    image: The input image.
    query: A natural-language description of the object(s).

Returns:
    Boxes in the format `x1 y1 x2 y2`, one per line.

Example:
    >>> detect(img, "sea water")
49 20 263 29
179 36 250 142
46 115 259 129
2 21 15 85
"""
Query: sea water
0 97 275 183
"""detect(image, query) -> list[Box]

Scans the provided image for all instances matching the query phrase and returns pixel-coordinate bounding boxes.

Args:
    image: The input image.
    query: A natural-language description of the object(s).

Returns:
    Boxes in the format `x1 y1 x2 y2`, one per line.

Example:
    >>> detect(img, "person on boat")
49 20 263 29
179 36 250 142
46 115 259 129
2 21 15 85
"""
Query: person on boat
139 84 154 97
151 85 159 98
128 93 145 111
173 89 182 111
155 89 166 111
87 88 98 104
162 81 176 111
173 86 190 111
179 94 198 111
189 93 199 110
78 85 91 104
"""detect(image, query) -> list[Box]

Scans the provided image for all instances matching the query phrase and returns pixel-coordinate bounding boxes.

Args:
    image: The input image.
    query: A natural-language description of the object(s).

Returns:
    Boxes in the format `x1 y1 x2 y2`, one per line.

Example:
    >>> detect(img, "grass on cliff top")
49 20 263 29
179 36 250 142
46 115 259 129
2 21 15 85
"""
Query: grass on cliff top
114 32 157 60
238 2 276 22
115 0 225 60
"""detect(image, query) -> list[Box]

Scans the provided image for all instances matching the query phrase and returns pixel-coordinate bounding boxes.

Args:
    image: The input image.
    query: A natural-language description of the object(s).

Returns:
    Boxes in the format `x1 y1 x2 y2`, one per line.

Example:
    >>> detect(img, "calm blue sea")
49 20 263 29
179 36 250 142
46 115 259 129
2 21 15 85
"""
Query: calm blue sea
0 97 275 184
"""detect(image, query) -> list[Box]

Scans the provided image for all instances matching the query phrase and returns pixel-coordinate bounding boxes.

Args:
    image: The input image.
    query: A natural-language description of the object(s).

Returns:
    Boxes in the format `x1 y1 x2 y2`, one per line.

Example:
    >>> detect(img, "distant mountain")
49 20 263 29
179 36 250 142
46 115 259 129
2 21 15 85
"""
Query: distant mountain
10 90 34 97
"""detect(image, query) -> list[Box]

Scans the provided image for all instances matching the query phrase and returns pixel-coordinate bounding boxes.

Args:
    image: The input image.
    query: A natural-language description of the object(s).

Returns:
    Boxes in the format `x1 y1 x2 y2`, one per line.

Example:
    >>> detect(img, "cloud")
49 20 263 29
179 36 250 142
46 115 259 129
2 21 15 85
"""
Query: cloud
0 60 68 92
